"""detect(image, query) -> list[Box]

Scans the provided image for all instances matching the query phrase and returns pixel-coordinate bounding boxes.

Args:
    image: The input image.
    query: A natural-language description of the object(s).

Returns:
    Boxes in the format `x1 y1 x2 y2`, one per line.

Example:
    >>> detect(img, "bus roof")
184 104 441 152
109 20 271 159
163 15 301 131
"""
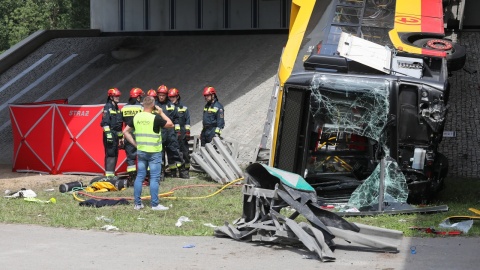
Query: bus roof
280 0 447 84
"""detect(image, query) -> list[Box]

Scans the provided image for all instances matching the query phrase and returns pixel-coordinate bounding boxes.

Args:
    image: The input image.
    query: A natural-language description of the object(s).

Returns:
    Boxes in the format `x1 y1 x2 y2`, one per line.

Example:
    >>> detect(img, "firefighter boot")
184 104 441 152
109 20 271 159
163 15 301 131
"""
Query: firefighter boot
127 171 137 187
179 167 189 179
169 168 178 178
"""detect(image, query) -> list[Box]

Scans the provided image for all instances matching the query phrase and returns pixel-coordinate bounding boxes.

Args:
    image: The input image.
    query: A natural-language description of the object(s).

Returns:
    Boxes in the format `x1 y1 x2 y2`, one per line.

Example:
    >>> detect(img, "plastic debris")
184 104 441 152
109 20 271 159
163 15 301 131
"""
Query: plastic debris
410 246 416 254
101 225 119 231
24 197 56 204
203 223 218 228
96 216 114 223
182 244 195 248
175 216 192 227
439 219 473 234
4 189 37 198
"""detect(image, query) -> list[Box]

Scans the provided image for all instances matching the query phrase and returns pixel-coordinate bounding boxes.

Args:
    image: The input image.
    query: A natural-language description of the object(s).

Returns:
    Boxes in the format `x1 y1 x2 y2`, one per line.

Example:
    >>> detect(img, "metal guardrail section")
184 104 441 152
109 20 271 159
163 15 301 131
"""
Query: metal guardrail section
190 136 244 183
212 137 243 178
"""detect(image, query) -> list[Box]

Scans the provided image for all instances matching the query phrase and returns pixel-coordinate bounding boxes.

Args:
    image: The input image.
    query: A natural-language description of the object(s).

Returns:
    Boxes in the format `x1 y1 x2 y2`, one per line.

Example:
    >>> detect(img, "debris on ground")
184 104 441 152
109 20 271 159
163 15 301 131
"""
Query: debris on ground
175 216 192 227
215 163 403 263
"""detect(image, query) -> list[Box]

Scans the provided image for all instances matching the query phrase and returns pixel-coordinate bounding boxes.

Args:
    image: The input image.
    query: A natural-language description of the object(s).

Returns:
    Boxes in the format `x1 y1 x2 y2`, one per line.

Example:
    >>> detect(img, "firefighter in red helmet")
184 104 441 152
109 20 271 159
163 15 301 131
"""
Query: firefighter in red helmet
154 85 184 178
101 88 123 179
201 86 224 146
121 87 144 186
168 87 191 178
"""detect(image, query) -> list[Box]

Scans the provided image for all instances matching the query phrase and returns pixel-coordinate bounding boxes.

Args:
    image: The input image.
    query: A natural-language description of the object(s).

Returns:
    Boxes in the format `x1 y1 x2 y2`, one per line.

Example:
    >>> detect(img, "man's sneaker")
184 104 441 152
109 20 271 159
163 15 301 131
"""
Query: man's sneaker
134 204 144 210
151 204 169 211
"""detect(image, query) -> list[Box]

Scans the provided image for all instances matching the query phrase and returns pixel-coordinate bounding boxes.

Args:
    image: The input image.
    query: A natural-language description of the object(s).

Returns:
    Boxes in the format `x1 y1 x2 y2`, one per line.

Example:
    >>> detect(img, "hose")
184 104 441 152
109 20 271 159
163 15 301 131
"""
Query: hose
72 177 244 202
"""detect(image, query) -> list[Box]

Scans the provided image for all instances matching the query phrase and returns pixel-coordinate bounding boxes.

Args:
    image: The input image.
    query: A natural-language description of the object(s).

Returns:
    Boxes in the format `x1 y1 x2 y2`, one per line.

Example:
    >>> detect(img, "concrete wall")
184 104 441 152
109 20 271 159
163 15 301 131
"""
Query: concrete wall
0 29 101 76
91 0 290 31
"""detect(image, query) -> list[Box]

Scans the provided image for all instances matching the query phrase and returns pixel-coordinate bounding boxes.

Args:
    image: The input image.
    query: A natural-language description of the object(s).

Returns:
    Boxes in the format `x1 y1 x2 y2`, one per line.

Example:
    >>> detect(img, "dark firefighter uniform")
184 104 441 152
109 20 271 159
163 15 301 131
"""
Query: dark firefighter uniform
101 101 123 178
156 100 184 176
121 101 143 182
201 99 225 146
175 101 191 178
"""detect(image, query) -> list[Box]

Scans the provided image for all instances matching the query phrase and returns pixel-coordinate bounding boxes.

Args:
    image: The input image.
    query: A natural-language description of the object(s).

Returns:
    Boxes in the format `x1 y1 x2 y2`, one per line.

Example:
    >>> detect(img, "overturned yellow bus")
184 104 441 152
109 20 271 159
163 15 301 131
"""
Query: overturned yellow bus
269 0 466 203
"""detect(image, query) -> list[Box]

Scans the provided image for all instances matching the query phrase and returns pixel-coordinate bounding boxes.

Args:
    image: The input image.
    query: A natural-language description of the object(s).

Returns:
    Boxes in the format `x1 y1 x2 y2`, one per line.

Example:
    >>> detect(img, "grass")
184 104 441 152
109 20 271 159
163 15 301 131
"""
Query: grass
0 173 243 236
344 177 480 236
1 174 479 237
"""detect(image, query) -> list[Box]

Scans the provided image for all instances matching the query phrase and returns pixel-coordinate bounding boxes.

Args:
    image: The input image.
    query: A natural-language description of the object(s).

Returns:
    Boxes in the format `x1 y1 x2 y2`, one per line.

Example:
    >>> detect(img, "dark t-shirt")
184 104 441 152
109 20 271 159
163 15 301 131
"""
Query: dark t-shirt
127 113 167 133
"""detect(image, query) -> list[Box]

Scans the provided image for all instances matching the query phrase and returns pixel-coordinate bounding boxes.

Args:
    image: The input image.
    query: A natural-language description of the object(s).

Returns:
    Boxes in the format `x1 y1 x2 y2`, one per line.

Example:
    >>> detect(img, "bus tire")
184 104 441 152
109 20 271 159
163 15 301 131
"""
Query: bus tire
413 38 466 71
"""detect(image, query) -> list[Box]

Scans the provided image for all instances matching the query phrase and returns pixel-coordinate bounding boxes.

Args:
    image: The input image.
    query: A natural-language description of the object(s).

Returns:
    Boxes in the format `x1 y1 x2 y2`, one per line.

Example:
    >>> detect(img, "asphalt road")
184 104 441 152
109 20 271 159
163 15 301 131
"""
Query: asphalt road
0 223 478 270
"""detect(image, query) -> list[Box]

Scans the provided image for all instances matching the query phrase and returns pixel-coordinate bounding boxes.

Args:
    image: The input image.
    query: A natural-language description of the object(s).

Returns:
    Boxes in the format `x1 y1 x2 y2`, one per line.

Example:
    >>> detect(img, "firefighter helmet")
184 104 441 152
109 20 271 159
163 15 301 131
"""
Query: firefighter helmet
157 85 168 95
168 88 180 97
107 88 121 97
130 87 144 98
203 86 216 96
147 89 157 97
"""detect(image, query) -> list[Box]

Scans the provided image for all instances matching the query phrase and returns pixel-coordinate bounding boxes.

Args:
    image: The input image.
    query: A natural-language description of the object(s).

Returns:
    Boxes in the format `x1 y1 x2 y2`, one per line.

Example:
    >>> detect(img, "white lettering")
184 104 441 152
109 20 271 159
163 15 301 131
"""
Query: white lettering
69 110 90 117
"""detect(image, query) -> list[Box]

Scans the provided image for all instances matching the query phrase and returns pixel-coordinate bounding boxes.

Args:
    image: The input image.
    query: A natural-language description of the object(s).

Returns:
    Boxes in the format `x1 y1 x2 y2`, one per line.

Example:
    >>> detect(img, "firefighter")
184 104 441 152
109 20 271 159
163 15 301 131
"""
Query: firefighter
121 87 144 186
101 88 123 179
201 86 224 146
168 87 191 179
155 85 184 177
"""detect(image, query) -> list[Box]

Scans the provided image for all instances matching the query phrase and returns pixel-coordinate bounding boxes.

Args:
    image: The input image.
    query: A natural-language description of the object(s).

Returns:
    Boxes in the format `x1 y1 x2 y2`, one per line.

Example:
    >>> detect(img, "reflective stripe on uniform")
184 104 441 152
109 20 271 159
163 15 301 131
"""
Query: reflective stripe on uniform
122 105 143 117
127 165 137 172
204 107 219 113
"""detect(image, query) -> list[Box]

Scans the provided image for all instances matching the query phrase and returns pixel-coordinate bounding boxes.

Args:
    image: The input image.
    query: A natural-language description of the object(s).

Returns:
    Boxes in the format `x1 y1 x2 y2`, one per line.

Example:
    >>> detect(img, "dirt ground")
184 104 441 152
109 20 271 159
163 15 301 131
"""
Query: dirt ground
0 164 94 193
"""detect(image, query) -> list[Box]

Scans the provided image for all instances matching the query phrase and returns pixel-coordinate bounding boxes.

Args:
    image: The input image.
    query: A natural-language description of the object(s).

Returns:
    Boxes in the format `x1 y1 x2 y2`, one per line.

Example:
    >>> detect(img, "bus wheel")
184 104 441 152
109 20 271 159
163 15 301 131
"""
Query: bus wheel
413 38 466 71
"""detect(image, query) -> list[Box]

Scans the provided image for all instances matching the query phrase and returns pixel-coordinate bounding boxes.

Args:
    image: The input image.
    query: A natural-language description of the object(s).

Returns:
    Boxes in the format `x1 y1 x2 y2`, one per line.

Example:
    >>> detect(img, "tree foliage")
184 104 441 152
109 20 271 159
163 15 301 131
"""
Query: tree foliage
0 0 89 53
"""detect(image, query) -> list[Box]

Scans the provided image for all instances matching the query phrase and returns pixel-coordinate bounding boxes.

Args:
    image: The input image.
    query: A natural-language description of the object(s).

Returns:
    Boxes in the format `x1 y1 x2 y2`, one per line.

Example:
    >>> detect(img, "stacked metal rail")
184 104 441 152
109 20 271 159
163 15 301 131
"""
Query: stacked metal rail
191 137 244 183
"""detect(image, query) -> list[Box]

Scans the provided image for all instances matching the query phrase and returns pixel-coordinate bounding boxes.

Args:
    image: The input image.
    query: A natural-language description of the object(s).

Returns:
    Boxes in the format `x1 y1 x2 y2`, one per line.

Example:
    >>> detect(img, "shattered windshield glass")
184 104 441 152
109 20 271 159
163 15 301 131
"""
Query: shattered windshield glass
309 74 409 207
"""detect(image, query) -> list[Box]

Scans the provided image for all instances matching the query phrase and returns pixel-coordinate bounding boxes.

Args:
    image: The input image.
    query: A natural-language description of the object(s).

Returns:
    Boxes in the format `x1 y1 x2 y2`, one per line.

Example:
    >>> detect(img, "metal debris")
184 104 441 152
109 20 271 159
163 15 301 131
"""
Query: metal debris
191 137 244 183
215 163 402 263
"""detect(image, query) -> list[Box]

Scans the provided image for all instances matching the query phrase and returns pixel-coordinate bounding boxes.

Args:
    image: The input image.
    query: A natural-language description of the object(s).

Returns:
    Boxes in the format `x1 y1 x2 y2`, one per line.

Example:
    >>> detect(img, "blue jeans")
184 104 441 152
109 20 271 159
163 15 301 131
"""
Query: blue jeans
134 150 162 207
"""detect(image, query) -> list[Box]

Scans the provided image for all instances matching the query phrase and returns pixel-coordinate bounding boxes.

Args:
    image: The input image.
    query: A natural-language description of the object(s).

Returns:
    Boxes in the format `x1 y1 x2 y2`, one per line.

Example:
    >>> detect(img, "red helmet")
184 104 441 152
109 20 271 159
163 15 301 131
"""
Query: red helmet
203 86 216 96
147 89 157 97
107 88 121 97
168 88 180 97
130 87 144 98
157 85 168 95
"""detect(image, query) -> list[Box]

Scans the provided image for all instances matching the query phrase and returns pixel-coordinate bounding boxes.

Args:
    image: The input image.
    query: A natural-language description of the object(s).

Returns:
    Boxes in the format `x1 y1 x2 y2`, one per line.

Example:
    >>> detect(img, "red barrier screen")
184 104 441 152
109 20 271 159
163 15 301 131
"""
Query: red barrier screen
9 103 127 175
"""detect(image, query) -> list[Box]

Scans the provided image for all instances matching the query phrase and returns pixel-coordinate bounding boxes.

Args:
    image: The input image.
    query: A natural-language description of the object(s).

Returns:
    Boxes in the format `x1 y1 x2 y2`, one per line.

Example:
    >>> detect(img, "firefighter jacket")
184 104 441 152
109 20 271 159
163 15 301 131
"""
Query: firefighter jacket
156 100 179 129
101 101 123 136
121 100 143 127
175 101 191 133
203 99 224 135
